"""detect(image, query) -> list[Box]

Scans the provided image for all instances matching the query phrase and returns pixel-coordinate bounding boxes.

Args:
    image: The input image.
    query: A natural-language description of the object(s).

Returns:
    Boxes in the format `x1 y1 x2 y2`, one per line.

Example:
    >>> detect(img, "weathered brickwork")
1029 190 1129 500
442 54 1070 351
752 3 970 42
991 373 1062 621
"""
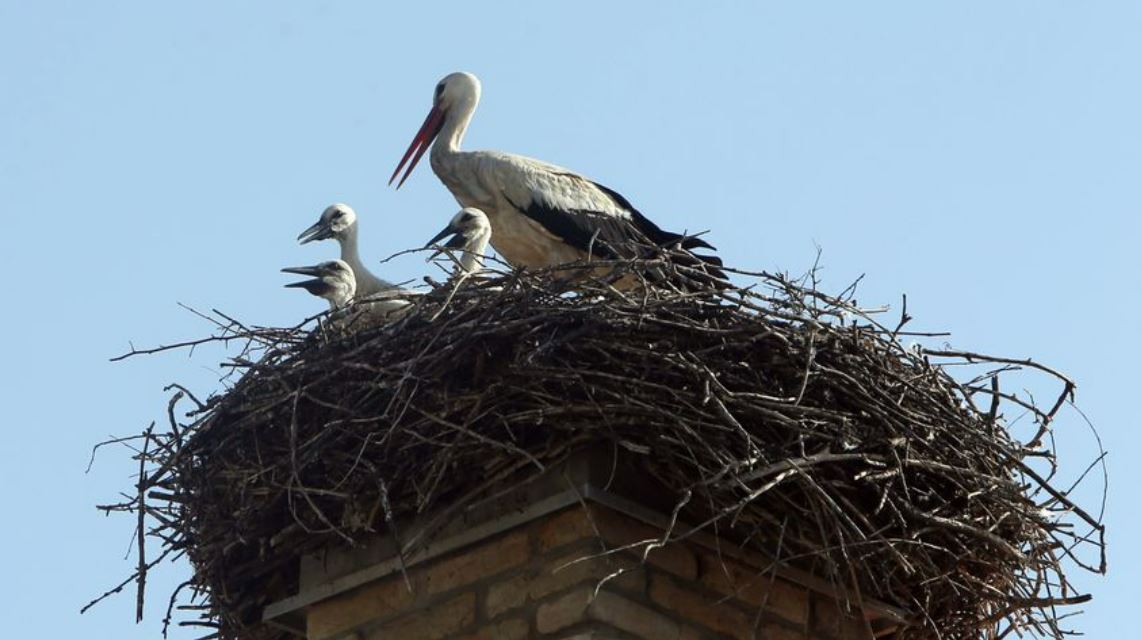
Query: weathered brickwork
304 504 883 639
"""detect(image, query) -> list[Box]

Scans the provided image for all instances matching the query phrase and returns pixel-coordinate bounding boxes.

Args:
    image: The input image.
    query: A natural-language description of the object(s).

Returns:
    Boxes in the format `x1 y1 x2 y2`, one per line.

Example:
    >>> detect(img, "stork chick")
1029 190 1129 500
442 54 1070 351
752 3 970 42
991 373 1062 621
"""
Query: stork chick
296 203 398 298
282 260 356 310
425 207 492 276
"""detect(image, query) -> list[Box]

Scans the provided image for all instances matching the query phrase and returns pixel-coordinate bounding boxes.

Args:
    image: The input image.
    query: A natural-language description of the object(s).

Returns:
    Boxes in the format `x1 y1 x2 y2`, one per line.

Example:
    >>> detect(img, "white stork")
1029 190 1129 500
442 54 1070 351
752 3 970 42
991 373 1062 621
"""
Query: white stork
389 72 721 282
297 203 415 315
425 207 492 276
297 203 399 298
282 260 356 310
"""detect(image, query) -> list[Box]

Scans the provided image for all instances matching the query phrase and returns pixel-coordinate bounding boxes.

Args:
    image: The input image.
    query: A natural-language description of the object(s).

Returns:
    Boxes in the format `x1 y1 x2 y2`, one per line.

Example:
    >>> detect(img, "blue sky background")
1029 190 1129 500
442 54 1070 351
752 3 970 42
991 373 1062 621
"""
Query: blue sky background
0 2 1136 637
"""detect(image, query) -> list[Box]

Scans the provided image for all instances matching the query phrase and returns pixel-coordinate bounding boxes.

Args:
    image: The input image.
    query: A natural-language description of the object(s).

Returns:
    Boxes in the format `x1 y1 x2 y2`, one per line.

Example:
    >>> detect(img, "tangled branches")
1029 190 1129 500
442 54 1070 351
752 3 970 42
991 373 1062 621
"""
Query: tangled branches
91 257 1106 639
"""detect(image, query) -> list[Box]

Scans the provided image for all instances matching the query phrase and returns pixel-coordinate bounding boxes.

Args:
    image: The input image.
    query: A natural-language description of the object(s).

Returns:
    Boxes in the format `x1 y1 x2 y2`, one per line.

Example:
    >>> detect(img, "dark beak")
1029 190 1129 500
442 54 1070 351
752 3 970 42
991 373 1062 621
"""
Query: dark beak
284 279 320 290
297 220 333 245
425 222 459 248
282 265 329 295
281 265 325 277
424 224 469 262
389 104 447 189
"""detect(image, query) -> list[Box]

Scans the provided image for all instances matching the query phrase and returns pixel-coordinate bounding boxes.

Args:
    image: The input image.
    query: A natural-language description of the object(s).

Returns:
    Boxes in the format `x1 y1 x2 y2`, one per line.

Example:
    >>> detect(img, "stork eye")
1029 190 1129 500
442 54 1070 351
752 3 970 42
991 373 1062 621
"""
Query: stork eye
434 83 445 100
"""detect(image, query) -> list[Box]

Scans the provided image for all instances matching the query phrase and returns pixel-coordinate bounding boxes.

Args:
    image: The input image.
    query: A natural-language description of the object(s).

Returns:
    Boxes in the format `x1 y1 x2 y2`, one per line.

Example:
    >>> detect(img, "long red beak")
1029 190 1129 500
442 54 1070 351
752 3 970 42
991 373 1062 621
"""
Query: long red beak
389 105 446 189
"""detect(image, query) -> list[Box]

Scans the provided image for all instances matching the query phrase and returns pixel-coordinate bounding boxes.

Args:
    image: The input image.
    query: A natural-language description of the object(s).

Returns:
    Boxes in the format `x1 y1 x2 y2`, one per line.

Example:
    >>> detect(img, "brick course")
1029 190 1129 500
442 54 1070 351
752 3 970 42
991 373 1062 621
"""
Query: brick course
536 505 698 580
301 504 886 639
486 546 646 620
455 617 529 640
697 551 809 626
360 592 475 640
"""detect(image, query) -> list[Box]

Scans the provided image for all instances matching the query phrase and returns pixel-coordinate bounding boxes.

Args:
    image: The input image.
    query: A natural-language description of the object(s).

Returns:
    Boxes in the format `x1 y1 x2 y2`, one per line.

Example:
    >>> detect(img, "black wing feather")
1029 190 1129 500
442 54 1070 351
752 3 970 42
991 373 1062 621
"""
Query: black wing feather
590 181 716 252
508 179 716 256
507 176 724 283
507 195 626 258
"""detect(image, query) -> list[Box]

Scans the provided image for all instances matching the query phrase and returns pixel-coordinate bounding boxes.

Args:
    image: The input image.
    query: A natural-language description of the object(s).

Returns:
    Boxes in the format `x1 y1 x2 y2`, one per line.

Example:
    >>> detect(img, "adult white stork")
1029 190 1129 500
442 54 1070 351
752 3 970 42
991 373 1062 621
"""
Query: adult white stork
425 207 492 276
389 72 721 282
282 260 356 310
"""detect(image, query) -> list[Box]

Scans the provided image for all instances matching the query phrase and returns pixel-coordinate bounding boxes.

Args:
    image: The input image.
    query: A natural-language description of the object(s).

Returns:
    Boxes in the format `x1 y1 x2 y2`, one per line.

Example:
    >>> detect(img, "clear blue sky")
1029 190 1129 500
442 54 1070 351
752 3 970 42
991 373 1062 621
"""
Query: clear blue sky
0 2 1136 637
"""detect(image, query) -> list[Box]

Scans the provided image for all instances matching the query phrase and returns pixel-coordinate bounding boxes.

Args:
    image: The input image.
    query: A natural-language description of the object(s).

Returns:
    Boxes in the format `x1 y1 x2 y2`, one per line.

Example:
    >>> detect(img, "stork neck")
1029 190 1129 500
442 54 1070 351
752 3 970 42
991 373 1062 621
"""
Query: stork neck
458 251 479 275
327 278 356 310
460 229 491 274
336 290 355 310
337 226 364 272
434 98 476 158
337 225 397 295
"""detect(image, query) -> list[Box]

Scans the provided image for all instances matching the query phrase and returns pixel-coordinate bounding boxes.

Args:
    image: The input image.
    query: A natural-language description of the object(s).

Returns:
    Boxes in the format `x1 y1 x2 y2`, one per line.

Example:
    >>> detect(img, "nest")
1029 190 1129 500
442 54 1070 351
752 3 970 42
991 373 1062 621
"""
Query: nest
91 256 1106 639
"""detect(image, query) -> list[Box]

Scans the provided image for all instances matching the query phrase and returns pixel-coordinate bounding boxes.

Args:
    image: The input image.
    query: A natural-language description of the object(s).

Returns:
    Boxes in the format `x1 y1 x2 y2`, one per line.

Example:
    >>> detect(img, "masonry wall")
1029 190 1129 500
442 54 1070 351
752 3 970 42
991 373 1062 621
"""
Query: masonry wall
304 504 874 640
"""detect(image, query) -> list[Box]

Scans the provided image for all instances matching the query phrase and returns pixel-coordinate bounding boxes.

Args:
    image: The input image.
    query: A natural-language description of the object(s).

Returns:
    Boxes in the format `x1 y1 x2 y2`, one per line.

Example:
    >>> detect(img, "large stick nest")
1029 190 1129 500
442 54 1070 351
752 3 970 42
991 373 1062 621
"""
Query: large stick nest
92 256 1106 639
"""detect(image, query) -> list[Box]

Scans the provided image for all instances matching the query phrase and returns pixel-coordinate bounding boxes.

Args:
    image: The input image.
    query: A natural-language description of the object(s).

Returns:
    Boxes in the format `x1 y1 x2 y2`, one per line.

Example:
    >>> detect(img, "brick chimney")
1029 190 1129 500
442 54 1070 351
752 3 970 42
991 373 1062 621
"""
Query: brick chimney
262 449 907 639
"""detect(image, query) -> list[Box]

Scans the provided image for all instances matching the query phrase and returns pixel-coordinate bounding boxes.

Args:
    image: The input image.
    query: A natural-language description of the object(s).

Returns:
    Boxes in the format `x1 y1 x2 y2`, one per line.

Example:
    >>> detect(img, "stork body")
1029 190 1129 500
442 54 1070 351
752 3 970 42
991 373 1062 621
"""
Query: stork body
283 260 356 310
391 72 720 278
425 207 492 275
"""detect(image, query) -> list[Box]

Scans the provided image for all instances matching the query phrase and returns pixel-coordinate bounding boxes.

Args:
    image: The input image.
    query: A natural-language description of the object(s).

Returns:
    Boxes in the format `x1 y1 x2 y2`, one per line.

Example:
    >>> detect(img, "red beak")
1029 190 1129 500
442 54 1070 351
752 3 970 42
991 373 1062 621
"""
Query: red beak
389 105 446 189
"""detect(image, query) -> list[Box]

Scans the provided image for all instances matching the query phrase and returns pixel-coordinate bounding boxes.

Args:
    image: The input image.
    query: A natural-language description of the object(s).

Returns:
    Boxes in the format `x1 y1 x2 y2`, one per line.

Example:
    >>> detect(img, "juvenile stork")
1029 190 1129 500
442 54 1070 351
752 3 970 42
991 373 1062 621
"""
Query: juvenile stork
297 203 415 315
425 207 492 276
297 203 398 298
389 72 721 282
282 260 356 310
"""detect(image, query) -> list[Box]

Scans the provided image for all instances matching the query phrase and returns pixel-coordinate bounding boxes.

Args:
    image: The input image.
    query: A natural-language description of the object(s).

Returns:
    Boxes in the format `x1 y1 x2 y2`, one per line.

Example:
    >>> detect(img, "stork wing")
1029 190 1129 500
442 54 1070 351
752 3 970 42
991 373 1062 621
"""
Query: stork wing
497 157 715 258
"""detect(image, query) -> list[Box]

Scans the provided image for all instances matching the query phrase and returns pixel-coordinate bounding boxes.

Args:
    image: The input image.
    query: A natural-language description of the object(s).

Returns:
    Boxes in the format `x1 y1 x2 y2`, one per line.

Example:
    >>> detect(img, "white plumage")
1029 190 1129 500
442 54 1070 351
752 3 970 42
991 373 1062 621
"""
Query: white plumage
390 72 720 277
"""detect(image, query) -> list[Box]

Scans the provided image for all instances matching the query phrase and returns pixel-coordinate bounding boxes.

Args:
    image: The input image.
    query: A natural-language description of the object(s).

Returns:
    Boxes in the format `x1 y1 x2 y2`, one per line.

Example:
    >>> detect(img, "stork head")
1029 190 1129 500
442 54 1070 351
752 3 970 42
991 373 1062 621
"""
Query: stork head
282 259 357 309
435 72 481 112
297 203 357 244
425 207 491 252
425 208 492 275
390 72 482 189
